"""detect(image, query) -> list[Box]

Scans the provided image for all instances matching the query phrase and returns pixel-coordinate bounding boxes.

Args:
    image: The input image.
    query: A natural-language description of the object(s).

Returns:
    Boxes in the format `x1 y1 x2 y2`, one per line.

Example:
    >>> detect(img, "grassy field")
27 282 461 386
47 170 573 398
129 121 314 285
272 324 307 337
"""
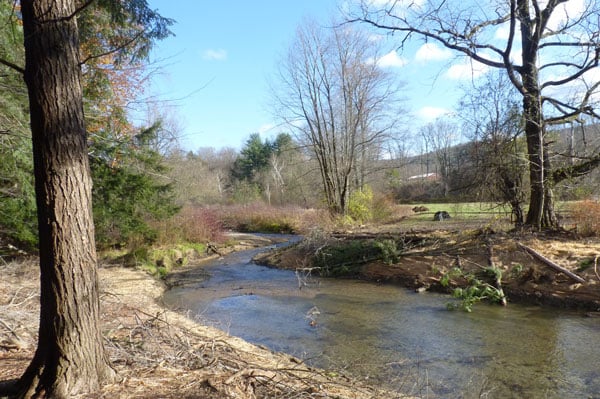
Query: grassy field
397 201 585 232
406 202 512 220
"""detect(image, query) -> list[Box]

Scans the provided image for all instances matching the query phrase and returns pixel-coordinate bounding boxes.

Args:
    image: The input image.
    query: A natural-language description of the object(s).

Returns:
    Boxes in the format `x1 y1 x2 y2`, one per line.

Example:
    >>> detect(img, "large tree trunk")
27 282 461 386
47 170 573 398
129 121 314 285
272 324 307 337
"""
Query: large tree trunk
523 106 545 230
523 91 559 229
542 148 559 228
522 105 559 229
13 1 114 397
519 0 559 231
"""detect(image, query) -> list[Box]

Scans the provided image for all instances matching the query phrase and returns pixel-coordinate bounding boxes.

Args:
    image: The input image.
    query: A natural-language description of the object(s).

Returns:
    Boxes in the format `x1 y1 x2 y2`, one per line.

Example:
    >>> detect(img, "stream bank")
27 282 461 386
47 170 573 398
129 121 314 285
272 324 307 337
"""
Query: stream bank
254 229 600 312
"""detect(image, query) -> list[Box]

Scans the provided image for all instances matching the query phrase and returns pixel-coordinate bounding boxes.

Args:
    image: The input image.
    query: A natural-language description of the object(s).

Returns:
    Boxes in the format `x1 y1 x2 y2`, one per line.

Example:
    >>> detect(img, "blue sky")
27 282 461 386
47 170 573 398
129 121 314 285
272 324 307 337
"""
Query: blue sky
146 1 482 151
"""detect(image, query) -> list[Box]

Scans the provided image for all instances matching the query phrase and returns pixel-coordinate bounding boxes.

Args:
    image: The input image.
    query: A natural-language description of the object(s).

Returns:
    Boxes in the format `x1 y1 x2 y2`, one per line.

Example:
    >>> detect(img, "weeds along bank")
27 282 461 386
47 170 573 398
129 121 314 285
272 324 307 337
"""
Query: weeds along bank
96 205 328 277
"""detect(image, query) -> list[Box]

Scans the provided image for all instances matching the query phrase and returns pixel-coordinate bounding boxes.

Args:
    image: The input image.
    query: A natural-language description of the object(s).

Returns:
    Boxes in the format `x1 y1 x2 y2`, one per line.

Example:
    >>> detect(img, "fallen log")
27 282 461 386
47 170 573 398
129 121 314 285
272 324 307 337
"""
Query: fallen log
517 243 586 284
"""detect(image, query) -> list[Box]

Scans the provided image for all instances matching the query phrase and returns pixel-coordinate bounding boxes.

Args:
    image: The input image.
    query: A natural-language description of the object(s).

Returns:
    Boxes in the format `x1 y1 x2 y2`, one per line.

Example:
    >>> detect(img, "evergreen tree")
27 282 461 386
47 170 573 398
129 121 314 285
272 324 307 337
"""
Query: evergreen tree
0 0 176 250
91 122 179 248
0 2 37 248
231 133 273 181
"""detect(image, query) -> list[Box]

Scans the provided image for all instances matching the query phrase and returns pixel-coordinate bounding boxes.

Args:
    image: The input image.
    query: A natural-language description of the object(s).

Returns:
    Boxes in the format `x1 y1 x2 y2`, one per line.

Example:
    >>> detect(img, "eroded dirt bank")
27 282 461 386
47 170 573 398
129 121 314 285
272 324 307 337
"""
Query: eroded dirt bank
255 228 600 312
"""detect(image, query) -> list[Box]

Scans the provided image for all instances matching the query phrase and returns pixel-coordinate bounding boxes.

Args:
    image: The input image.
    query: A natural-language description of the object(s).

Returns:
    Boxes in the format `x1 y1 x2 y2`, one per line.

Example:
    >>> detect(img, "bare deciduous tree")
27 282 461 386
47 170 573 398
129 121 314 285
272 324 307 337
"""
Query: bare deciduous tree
459 71 527 224
420 118 461 198
353 0 600 229
273 18 404 214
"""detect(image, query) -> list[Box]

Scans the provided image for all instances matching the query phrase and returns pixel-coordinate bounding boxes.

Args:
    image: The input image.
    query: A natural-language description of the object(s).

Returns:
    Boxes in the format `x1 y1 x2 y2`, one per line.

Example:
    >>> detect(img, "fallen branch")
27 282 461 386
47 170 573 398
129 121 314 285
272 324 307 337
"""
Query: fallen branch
294 267 321 289
517 243 586 284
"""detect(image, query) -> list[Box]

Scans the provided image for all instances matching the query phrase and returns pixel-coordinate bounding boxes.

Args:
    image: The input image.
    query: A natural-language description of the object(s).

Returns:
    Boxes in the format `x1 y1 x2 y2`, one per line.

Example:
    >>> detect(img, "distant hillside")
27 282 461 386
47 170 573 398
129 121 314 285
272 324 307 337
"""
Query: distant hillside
384 122 600 202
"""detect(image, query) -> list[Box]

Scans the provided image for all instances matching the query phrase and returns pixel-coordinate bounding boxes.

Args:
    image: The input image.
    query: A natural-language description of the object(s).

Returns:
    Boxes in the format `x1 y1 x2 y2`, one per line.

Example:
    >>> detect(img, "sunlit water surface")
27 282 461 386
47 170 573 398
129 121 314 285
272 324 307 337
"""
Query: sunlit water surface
163 237 600 398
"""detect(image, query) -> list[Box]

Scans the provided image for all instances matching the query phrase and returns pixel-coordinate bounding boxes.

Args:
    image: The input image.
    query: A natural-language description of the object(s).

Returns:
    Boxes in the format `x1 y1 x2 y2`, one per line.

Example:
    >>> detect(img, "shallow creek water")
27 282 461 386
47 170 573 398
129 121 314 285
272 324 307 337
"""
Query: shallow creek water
163 237 600 398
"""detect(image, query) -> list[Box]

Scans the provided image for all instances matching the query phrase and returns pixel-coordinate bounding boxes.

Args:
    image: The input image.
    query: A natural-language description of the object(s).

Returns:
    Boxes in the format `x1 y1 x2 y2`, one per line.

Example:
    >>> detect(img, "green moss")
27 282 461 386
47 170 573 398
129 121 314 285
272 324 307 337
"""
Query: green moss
577 258 595 272
108 242 208 279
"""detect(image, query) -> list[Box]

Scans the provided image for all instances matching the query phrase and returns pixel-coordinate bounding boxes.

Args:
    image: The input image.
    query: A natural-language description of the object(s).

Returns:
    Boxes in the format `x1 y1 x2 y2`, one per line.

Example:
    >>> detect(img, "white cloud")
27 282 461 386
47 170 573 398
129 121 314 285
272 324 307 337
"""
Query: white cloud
445 59 489 80
202 48 228 61
376 50 407 68
367 33 385 43
414 43 452 62
547 0 586 30
494 25 511 40
417 106 451 120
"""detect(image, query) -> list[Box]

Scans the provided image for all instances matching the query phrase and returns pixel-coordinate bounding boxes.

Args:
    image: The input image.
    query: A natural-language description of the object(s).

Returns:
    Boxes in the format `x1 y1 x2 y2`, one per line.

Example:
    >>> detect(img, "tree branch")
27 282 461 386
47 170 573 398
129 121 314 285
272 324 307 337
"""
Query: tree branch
518 243 586 284
0 58 24 75
67 0 96 20
552 153 600 183
78 30 145 66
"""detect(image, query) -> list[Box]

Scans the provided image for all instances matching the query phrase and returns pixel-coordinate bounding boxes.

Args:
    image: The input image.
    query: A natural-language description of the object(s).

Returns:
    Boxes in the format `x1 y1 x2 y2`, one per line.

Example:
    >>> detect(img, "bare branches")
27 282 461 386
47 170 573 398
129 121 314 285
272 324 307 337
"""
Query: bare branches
274 18 404 214
544 80 600 125
349 0 600 229
552 153 600 183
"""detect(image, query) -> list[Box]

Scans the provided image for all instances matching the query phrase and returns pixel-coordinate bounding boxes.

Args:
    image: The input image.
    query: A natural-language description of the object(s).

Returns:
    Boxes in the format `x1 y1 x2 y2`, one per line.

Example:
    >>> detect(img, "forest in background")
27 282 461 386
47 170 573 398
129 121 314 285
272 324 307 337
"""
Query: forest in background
1 0 600 256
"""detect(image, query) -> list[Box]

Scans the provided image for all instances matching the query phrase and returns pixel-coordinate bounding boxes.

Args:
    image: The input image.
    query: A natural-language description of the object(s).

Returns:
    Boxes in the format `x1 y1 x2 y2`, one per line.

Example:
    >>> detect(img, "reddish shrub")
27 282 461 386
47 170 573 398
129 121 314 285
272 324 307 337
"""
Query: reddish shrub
152 206 225 245
570 200 600 236
214 203 331 234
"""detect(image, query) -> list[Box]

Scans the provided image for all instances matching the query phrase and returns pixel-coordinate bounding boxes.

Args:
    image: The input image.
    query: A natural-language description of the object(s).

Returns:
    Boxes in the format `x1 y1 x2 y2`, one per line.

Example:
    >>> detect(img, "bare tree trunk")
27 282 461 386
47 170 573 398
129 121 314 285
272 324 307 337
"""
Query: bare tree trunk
524 116 545 229
521 44 545 229
12 1 115 397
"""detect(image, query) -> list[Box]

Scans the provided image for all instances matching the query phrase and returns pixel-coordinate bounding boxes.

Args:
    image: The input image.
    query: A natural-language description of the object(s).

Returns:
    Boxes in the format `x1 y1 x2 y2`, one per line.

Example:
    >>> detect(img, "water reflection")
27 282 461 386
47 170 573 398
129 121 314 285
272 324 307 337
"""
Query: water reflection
163 244 600 398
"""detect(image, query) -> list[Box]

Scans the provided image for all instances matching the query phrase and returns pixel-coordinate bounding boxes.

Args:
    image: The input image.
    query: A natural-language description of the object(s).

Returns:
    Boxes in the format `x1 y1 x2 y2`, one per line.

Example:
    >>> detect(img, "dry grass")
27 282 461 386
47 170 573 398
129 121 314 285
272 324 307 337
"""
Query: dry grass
0 257 38 363
216 204 333 235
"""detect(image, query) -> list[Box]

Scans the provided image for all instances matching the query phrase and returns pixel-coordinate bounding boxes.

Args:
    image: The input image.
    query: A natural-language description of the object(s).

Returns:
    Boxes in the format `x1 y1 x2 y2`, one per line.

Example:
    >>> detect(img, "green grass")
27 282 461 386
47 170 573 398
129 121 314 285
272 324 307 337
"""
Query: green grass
408 202 512 221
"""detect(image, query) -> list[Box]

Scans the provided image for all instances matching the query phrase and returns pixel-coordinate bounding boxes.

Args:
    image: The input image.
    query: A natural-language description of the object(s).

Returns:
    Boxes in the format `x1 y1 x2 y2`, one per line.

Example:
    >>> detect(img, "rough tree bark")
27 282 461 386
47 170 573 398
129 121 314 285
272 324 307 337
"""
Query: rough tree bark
9 0 115 397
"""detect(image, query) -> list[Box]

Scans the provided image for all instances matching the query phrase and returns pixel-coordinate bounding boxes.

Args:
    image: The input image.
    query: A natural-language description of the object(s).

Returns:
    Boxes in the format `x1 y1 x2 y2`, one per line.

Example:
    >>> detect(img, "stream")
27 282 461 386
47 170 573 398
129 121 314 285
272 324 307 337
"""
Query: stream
162 236 600 398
